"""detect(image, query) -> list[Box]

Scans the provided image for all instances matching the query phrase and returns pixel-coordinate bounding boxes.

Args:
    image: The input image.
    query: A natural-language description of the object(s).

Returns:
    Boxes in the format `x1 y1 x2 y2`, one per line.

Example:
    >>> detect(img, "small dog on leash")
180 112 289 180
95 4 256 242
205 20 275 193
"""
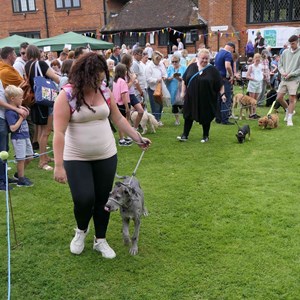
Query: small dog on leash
104 176 148 255
236 124 251 143
130 111 159 134
258 114 279 129
232 93 257 120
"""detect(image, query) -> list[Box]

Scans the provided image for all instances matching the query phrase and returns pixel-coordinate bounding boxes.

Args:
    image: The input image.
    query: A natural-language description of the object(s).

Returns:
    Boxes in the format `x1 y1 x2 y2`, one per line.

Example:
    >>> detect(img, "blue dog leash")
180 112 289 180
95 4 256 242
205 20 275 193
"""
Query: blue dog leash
187 64 212 88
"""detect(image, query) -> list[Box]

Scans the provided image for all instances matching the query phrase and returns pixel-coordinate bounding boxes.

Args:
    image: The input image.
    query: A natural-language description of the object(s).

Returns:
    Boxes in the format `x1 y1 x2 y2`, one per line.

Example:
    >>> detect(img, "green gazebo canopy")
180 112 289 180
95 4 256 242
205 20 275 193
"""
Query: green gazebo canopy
0 35 40 52
33 32 113 51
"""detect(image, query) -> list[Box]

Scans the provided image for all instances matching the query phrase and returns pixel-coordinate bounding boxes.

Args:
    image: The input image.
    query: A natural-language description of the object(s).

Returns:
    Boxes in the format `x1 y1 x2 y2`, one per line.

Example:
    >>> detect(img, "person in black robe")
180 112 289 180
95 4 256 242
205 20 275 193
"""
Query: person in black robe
177 48 225 143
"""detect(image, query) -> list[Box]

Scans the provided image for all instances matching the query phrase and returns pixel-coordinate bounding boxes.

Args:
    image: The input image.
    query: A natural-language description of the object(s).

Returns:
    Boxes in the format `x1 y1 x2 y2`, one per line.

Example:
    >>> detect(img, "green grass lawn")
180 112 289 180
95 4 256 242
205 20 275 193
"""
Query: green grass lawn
1 94 300 299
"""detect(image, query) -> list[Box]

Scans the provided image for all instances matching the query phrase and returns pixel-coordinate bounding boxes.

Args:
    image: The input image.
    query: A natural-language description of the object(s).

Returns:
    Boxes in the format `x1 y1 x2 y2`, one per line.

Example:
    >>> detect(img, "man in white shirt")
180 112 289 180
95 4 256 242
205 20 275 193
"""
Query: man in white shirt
131 47 145 128
13 42 29 78
144 43 153 60
177 38 184 51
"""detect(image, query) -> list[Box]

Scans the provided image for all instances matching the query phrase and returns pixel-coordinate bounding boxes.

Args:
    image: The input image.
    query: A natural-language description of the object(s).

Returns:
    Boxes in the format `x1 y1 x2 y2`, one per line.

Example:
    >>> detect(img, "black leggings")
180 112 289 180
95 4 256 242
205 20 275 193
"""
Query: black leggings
64 155 117 238
183 118 211 138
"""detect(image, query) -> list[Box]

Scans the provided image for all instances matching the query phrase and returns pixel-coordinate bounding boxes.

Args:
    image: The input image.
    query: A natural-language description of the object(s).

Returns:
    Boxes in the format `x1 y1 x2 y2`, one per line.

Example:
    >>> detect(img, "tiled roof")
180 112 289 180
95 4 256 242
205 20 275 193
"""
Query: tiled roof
102 0 206 32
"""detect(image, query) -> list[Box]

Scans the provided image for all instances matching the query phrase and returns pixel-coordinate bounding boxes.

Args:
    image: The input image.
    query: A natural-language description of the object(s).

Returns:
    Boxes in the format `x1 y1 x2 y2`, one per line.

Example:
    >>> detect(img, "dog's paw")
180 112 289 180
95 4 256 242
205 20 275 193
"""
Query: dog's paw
123 237 131 246
143 208 149 217
129 246 138 256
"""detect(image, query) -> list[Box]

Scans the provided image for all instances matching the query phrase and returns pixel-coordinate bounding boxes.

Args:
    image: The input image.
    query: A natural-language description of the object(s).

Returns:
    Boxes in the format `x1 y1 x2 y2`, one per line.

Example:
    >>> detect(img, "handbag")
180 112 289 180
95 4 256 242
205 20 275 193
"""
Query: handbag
161 80 171 107
153 81 163 105
34 62 59 107
19 62 35 107
173 81 184 106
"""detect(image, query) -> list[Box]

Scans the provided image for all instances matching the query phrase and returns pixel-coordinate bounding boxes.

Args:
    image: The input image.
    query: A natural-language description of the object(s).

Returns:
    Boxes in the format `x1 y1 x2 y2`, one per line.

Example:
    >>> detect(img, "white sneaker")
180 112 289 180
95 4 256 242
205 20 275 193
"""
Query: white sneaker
287 119 293 126
284 110 295 121
70 227 89 255
93 238 116 259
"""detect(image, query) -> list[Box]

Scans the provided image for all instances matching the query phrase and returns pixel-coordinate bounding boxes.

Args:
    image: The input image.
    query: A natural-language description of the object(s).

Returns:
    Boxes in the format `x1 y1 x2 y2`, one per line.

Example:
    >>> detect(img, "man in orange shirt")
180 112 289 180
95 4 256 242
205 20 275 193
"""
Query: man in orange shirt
0 47 24 88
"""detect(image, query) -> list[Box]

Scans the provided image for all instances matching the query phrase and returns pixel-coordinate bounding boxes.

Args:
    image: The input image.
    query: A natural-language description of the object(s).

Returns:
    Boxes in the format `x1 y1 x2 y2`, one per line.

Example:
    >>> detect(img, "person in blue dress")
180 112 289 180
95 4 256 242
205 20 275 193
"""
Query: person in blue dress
166 55 187 125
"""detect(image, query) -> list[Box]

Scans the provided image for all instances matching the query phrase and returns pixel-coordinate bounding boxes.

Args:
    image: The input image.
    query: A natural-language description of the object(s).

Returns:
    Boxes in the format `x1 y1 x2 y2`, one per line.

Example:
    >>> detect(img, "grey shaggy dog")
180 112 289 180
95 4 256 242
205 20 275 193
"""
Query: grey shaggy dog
104 176 148 255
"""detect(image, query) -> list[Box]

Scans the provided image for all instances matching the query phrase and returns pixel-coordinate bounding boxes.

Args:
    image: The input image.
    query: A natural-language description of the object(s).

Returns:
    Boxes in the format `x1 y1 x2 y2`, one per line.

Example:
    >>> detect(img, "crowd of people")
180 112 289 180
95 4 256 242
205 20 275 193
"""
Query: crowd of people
0 34 299 257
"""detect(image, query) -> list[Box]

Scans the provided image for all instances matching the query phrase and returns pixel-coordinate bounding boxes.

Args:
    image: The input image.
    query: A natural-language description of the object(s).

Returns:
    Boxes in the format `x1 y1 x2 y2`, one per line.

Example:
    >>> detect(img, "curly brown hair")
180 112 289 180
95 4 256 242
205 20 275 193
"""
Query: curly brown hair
68 52 109 112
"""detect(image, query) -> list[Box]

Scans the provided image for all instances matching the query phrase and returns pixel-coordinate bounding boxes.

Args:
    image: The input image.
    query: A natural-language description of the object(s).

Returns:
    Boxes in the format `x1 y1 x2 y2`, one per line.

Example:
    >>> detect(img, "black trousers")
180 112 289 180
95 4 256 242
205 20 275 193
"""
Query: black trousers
64 154 117 238
183 118 211 138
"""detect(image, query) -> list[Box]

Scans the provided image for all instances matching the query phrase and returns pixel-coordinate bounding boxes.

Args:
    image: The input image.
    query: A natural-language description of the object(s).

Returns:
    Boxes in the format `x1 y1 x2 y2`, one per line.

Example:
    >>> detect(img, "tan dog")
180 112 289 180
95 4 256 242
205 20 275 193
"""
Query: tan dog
130 111 159 134
232 93 257 120
258 114 279 129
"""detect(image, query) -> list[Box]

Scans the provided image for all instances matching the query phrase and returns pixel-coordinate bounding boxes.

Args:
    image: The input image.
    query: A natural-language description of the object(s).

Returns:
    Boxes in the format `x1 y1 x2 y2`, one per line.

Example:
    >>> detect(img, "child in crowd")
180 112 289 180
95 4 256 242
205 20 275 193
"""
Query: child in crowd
112 63 132 146
50 59 61 76
5 85 33 187
246 53 263 119
106 58 115 90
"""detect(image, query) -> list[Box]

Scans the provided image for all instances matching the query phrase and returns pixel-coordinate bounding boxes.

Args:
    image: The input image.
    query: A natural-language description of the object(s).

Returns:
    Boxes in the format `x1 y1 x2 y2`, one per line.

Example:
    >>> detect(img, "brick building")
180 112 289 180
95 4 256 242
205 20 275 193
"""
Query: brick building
0 0 124 39
0 0 299 55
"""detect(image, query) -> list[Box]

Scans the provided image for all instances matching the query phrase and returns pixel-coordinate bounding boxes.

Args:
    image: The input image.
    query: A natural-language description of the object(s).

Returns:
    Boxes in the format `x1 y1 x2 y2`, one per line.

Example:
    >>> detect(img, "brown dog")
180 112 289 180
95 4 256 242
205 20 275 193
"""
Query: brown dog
258 114 279 129
232 93 257 120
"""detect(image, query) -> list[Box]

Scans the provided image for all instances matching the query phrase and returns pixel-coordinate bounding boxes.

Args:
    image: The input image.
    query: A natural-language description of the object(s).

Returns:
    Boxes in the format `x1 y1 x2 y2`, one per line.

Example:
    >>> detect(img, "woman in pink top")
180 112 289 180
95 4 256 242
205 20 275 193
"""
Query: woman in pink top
53 53 150 259
113 63 132 146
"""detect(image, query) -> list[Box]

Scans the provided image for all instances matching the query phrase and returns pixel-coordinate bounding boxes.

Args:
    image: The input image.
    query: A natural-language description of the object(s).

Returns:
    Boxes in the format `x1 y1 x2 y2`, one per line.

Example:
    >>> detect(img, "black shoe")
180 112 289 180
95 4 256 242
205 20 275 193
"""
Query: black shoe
222 121 234 125
8 177 18 184
249 114 260 120
177 135 188 142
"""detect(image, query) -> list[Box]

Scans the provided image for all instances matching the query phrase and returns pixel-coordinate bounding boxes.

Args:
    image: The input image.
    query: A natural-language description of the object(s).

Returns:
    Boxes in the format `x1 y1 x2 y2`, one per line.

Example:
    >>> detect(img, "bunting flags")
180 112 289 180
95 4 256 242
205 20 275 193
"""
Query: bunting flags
99 27 250 39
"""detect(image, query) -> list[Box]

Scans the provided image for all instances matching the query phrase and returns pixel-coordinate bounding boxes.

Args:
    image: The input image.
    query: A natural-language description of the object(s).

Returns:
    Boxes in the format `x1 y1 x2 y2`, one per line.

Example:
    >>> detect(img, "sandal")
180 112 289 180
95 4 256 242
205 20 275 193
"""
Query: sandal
39 164 53 171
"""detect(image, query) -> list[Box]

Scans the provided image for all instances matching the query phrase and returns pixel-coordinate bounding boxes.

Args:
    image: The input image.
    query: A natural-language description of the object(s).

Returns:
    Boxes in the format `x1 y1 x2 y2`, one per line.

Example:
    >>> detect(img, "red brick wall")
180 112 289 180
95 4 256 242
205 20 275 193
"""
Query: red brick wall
199 0 300 55
0 0 299 53
0 0 105 39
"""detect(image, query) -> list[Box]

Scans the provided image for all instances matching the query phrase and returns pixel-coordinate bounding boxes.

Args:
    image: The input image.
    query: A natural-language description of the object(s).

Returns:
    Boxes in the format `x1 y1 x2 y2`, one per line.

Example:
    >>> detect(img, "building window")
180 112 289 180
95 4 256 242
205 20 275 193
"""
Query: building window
247 0 300 23
12 0 36 13
55 0 81 9
113 34 121 47
122 34 146 48
158 31 169 46
10 31 40 38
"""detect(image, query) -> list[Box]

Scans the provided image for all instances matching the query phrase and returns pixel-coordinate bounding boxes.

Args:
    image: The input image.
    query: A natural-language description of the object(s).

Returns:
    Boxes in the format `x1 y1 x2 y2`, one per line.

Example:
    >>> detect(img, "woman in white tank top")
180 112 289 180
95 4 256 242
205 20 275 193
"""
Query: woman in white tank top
53 53 151 259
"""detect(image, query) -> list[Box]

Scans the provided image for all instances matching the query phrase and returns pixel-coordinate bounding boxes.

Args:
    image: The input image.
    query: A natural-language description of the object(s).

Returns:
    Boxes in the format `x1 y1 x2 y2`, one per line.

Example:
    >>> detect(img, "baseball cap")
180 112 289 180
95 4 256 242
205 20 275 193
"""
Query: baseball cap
226 42 236 51
288 35 299 43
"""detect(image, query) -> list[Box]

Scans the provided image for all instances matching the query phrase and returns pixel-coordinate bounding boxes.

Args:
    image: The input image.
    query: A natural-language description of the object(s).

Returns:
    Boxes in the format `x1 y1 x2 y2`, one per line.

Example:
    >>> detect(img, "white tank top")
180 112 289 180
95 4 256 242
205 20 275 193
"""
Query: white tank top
62 84 117 161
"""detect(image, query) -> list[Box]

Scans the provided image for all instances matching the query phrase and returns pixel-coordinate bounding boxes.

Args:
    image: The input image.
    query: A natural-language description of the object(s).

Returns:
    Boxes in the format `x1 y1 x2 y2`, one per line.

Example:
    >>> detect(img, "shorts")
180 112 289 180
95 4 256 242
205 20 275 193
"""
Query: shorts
11 138 34 160
247 81 262 94
129 94 140 107
31 104 49 125
117 104 127 117
277 80 299 96
172 104 183 114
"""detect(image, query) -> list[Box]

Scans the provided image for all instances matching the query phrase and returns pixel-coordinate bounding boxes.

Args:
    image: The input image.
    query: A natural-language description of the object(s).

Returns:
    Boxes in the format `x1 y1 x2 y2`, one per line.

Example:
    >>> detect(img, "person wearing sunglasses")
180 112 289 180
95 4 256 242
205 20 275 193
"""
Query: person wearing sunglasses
13 42 29 79
166 55 187 125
